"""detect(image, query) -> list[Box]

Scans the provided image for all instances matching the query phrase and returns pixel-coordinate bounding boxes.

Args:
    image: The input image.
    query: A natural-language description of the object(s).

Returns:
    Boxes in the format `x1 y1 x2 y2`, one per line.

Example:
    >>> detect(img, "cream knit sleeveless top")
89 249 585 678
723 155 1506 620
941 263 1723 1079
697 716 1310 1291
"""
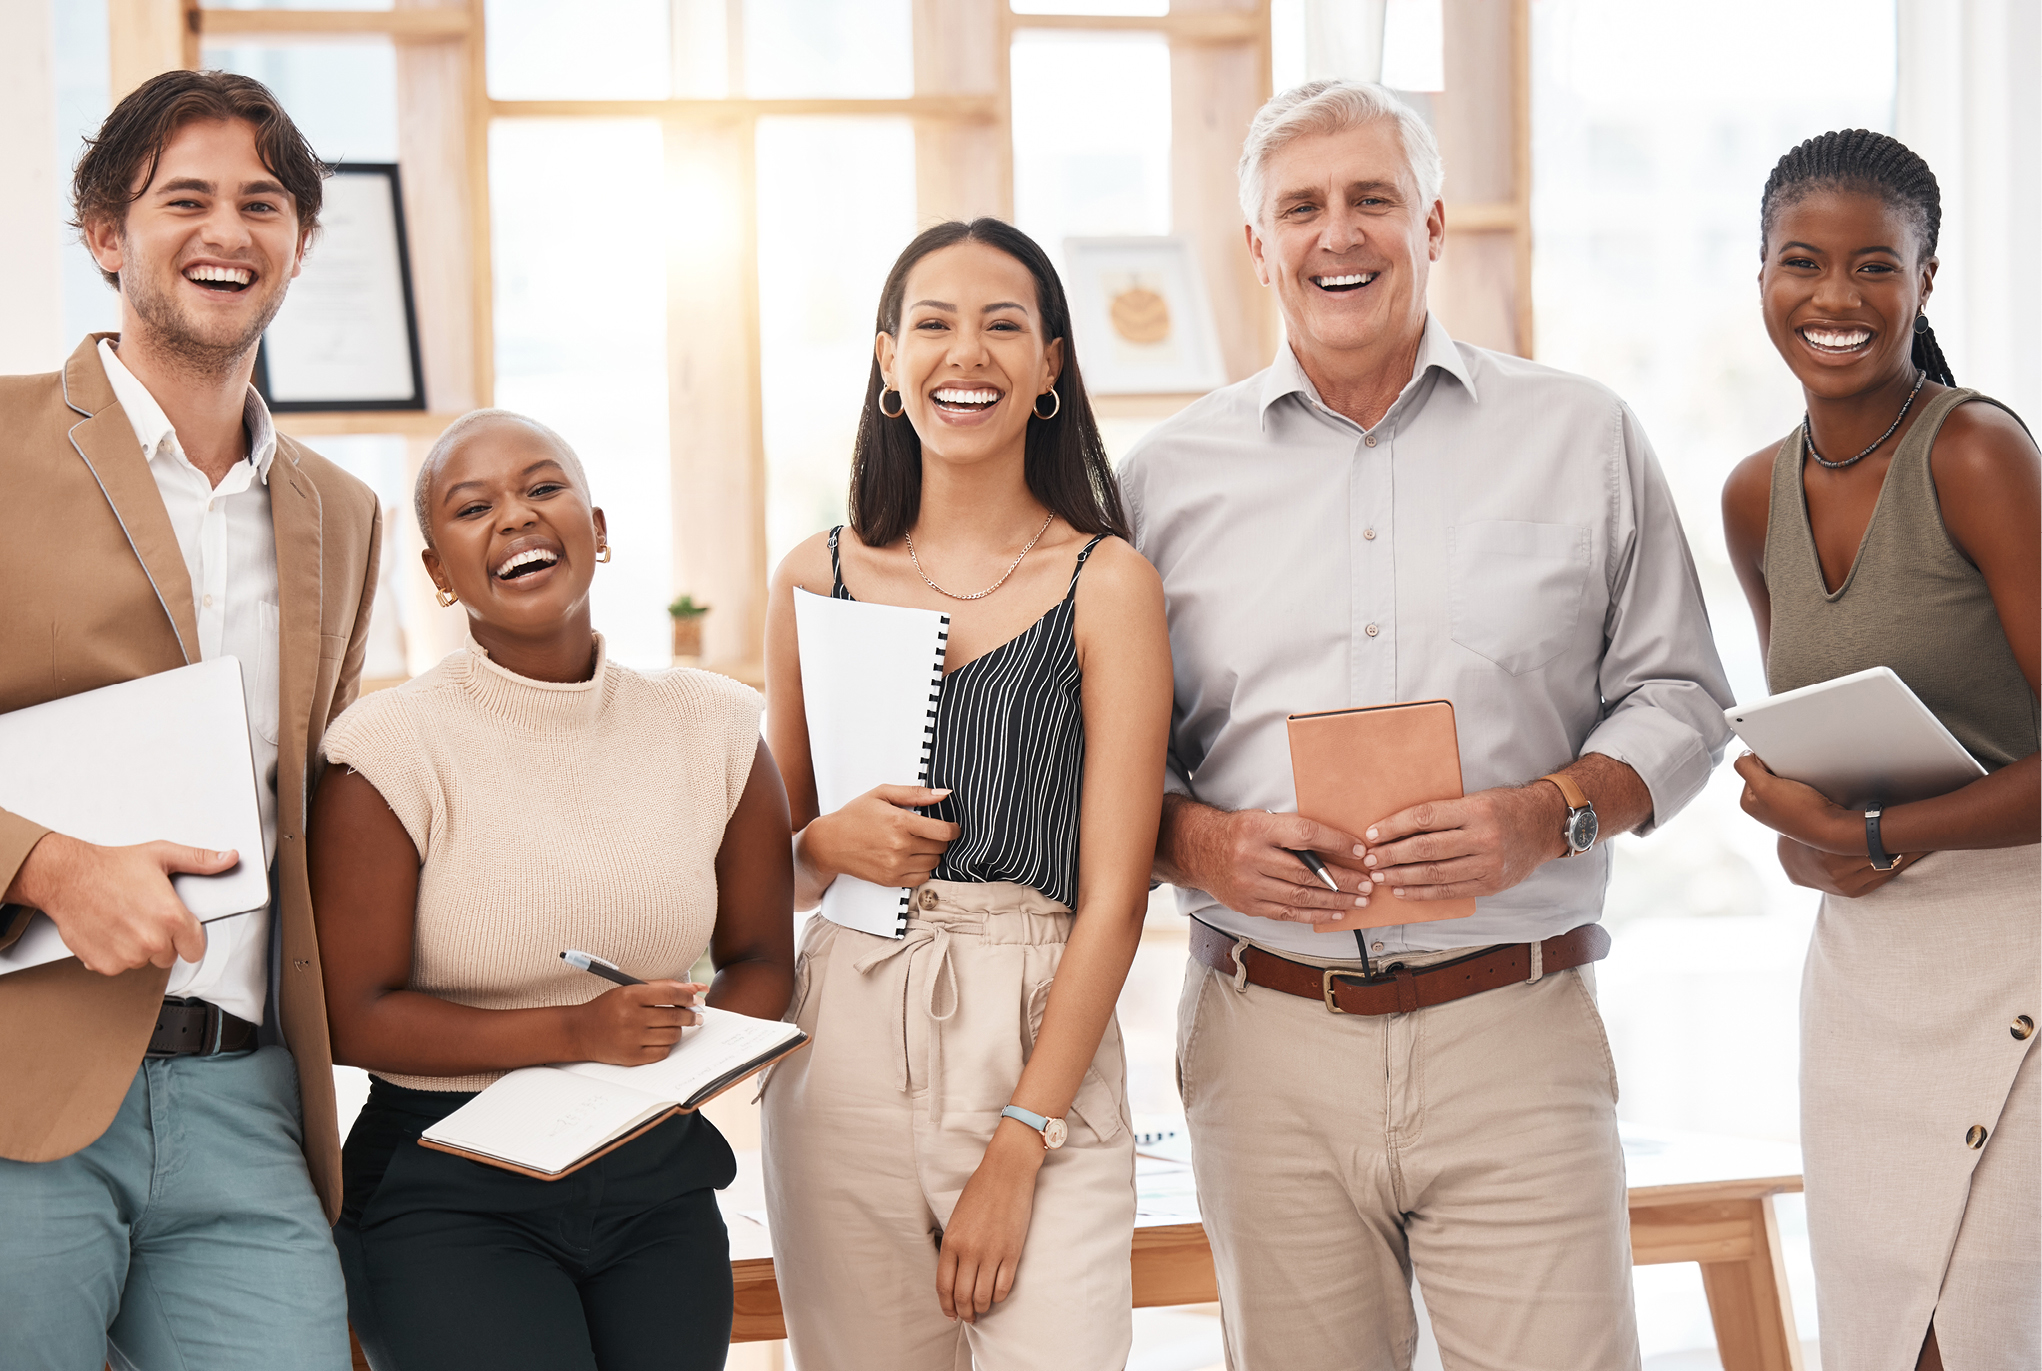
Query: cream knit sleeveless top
321 635 764 1090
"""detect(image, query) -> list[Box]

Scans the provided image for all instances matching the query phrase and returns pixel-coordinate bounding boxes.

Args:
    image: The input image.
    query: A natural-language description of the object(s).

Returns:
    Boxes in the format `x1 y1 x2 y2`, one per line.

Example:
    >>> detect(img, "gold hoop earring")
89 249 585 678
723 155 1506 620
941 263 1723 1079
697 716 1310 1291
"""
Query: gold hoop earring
596 542 612 563
878 385 906 419
434 586 459 608
1033 388 1061 421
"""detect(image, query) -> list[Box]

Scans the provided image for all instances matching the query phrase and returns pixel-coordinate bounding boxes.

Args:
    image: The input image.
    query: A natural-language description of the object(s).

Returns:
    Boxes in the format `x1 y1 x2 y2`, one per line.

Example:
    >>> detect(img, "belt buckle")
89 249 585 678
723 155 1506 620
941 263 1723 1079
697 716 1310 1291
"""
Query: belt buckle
1321 968 1367 1014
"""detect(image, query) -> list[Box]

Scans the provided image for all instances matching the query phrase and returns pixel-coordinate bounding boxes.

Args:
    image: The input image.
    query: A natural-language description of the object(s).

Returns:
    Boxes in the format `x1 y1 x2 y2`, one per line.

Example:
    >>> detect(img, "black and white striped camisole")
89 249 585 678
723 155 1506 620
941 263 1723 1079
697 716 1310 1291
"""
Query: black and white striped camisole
828 525 1101 910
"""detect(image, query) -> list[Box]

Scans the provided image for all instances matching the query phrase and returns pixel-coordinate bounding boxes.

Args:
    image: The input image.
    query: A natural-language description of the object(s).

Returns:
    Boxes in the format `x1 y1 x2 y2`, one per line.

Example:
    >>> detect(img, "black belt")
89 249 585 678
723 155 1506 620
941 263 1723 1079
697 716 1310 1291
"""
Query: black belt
148 998 259 1057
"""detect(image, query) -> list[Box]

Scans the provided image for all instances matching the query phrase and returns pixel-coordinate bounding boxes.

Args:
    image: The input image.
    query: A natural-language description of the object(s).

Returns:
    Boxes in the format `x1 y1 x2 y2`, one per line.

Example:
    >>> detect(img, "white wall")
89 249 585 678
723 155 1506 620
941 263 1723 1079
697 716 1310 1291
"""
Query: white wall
0 0 65 375
1898 0 2042 423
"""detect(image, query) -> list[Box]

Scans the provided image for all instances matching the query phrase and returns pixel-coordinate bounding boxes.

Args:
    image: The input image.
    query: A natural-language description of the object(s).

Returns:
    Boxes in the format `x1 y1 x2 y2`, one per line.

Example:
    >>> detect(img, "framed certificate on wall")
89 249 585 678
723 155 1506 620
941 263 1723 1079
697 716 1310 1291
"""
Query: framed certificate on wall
1061 236 1227 395
254 164 427 412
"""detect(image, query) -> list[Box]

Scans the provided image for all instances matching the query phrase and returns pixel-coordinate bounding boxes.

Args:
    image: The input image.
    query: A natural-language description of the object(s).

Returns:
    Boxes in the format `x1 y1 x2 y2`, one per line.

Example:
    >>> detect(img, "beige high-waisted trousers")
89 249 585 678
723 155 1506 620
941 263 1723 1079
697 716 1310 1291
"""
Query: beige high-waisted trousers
761 881 1136 1371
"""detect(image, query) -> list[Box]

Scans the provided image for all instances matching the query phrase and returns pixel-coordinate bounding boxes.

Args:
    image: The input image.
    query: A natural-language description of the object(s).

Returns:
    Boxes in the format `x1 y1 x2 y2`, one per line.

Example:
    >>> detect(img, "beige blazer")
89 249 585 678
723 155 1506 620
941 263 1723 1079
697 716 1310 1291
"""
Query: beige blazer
0 334 382 1222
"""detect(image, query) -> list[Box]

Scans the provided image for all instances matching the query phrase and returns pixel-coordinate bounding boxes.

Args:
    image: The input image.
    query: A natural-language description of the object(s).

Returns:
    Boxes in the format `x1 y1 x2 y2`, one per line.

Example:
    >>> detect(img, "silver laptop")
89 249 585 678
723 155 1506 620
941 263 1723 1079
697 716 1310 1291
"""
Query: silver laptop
0 658 268 975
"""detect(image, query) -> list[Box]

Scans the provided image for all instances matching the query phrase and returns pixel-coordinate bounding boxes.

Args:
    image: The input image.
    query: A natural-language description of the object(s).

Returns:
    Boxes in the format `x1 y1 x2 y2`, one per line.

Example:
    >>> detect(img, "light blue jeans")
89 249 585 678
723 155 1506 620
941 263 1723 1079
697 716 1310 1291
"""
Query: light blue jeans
0 1045 351 1371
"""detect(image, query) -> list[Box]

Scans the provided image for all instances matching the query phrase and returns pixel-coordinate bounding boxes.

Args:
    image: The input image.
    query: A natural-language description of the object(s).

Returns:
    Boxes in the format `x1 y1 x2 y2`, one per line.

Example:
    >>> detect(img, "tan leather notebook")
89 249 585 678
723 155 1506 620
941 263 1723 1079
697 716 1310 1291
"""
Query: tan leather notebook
1287 699 1477 929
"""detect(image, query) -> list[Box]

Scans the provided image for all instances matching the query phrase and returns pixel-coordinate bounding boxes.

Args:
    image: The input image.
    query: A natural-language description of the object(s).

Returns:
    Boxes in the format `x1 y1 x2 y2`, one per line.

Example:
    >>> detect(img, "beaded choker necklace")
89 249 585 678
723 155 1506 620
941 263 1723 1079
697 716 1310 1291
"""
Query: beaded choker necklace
1803 370 1925 470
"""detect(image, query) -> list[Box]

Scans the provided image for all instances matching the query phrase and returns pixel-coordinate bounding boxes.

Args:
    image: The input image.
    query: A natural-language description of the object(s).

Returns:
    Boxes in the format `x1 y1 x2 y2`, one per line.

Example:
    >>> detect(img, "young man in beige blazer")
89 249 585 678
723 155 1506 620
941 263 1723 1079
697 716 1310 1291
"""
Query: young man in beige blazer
0 71 381 1371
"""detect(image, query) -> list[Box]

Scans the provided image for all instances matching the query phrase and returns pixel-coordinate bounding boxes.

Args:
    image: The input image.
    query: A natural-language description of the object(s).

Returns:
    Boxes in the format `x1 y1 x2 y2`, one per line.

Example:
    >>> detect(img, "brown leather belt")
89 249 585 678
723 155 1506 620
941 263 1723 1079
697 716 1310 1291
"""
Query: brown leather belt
1189 917 1611 1015
147 998 259 1058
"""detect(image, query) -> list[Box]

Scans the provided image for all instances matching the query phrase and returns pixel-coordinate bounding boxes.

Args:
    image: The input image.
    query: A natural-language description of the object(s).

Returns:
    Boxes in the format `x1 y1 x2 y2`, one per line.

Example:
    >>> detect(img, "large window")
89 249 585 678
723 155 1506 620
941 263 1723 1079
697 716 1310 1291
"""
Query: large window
755 117 917 569
1533 1 1898 1360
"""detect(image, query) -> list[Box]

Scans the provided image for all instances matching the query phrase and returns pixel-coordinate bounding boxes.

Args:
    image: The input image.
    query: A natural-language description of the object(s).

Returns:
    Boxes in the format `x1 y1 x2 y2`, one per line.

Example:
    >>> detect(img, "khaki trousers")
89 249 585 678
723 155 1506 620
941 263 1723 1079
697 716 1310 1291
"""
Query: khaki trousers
1178 936 1640 1371
762 883 1136 1371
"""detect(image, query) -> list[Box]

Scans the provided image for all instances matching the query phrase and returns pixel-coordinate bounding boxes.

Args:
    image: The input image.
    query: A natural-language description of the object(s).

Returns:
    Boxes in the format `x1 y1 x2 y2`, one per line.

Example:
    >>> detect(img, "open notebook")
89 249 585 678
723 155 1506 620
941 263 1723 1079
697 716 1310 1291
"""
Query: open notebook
792 587 950 938
419 1007 807 1179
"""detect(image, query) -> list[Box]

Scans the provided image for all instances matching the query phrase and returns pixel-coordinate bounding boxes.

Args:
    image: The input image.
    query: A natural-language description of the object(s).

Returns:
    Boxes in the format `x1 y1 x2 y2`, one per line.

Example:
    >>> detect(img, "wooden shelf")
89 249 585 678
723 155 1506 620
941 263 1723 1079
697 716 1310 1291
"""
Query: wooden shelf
488 96 998 123
195 8 470 41
1006 11 1261 43
273 411 463 438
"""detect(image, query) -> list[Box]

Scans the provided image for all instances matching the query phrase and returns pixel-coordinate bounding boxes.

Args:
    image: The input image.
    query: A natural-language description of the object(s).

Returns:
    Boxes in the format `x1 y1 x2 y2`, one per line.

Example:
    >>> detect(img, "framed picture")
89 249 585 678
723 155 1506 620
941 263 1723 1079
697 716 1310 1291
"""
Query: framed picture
1060 236 1227 395
254 164 427 412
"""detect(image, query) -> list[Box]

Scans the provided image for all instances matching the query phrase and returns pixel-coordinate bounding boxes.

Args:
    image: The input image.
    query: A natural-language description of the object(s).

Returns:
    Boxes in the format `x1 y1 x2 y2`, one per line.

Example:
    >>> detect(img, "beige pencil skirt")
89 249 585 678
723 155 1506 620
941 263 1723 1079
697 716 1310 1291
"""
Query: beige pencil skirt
760 881 1136 1371
1800 844 2040 1371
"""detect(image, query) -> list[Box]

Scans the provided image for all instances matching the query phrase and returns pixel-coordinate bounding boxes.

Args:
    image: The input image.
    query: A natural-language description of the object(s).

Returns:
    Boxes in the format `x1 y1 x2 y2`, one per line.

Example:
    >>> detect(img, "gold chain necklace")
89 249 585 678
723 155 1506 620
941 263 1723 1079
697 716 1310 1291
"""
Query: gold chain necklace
904 513 1056 601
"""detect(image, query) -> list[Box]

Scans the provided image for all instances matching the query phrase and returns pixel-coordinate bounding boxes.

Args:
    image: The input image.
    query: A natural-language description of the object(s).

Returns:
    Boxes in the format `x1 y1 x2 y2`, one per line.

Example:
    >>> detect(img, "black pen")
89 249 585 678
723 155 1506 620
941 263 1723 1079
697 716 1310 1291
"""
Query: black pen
562 949 703 1015
1287 849 1342 892
560 948 644 987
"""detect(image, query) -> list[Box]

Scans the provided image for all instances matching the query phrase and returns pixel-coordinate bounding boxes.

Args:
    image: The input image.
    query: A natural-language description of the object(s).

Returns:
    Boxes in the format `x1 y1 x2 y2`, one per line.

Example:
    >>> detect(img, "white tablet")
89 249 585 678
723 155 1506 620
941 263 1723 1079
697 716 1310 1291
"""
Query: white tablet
1725 666 1987 810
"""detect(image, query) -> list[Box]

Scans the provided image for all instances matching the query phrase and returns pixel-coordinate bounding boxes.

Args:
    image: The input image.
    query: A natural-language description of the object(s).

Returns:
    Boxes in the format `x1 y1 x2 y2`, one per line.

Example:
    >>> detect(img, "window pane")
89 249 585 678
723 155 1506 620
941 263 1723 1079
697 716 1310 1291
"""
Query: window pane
1531 0 1895 1304
491 120 672 670
486 0 669 100
202 42 399 164
1011 31 1172 268
1381 0 1443 92
756 117 917 569
741 0 912 99
305 435 410 681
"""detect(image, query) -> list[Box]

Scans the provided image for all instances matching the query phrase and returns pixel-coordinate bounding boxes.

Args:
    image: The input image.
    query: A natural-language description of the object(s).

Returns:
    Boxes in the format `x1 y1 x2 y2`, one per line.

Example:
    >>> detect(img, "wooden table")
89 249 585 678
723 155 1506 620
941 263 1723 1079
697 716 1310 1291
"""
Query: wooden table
723 1126 1807 1370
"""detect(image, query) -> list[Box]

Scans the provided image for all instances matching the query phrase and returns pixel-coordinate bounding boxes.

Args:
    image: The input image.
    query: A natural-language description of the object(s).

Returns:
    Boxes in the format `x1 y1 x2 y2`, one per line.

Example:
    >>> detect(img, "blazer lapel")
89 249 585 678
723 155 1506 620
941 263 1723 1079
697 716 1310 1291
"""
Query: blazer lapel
269 438 325 828
61 338 199 665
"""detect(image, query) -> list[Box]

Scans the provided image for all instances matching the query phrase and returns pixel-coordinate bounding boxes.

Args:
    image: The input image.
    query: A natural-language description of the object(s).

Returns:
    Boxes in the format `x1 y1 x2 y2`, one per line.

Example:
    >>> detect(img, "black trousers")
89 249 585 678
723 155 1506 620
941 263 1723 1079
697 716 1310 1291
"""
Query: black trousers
333 1077 735 1371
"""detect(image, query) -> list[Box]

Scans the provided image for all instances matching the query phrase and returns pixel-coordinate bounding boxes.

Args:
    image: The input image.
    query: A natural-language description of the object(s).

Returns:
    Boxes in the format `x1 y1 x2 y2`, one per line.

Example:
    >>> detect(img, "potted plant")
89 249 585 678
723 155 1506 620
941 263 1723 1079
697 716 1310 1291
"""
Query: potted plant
668 594 709 661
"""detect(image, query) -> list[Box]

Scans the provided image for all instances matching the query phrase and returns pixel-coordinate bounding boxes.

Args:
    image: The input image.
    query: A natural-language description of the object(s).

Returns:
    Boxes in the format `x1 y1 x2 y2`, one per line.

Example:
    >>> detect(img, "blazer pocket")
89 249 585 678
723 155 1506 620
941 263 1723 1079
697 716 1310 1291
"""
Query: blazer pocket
1449 521 1592 675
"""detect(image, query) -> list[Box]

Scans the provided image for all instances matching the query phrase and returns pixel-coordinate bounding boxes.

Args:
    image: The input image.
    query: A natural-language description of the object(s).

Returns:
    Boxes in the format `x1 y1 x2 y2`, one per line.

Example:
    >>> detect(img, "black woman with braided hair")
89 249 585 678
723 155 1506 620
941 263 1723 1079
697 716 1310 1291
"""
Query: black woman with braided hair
1722 129 2039 1371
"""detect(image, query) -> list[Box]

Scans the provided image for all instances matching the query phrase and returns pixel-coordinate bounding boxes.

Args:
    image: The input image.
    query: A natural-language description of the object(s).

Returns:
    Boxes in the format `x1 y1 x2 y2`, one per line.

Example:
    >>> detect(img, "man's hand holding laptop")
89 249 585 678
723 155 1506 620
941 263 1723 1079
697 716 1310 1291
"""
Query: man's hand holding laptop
4 835 235 974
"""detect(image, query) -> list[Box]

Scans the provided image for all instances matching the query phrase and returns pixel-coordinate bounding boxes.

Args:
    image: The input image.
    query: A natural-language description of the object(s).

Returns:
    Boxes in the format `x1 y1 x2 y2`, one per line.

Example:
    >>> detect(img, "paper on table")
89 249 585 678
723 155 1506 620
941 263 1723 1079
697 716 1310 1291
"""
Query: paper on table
792 588 951 939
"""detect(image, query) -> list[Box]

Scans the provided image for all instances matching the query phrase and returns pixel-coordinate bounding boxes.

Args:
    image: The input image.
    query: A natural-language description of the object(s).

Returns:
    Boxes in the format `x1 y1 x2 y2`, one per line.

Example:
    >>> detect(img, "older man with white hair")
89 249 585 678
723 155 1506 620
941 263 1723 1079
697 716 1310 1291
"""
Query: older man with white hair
1118 81 1734 1369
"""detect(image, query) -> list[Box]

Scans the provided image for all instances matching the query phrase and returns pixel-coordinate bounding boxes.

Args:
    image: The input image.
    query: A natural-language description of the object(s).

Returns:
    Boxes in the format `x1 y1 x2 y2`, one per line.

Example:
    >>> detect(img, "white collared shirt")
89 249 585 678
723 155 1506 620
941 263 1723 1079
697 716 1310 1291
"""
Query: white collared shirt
99 338 280 1026
1119 314 1735 957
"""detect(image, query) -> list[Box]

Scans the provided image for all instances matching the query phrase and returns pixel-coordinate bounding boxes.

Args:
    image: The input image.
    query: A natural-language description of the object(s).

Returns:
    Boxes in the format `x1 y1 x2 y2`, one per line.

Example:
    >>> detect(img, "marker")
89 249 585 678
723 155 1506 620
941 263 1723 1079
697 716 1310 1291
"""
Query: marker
1287 849 1342 892
560 949 644 988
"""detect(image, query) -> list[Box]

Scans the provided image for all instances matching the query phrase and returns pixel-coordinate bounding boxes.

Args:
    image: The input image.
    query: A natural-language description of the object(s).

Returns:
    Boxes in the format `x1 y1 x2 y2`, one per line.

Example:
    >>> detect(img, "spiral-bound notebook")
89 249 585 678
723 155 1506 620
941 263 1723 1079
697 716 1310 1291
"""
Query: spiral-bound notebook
792 588 950 938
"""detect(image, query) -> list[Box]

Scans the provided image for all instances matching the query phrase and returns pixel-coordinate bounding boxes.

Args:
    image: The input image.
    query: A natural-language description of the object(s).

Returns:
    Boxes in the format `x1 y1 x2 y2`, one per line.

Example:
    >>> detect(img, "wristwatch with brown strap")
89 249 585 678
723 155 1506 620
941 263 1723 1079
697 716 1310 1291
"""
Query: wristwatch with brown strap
1188 917 1610 1016
1537 772 1599 858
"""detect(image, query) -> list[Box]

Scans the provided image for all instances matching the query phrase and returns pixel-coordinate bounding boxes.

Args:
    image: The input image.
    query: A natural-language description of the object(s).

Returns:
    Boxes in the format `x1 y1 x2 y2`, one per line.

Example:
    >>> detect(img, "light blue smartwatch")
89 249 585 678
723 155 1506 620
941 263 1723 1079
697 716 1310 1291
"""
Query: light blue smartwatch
1000 1104 1068 1150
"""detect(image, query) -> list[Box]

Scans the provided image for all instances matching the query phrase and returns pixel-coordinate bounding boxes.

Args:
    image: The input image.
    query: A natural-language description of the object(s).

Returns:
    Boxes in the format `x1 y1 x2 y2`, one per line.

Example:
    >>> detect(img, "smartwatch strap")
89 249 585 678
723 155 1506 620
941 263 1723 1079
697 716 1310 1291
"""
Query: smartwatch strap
1866 806 1901 871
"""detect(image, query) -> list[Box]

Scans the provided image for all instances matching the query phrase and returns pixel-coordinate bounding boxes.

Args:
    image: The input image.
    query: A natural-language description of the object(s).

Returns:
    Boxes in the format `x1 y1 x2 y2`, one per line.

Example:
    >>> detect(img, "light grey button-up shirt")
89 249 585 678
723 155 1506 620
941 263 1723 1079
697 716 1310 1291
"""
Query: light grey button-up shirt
1119 314 1734 957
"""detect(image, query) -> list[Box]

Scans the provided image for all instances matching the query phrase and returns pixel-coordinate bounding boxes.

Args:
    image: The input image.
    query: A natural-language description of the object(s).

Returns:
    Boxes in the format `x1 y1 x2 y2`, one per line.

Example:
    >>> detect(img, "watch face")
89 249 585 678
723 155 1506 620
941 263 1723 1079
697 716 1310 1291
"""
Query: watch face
1042 1116 1069 1150
1567 807 1599 852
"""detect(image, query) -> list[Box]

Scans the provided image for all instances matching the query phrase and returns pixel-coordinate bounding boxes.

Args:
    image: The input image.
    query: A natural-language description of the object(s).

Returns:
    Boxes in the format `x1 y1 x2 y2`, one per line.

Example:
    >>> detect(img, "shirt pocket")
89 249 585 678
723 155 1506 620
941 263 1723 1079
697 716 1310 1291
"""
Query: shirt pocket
1449 521 1593 676
255 601 282 744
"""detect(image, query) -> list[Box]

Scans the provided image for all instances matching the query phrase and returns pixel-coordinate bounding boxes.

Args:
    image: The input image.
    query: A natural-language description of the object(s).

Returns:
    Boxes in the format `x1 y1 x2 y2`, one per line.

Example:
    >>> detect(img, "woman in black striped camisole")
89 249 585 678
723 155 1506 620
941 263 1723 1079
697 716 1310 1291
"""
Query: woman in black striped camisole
824 522 1097 909
759 219 1171 1370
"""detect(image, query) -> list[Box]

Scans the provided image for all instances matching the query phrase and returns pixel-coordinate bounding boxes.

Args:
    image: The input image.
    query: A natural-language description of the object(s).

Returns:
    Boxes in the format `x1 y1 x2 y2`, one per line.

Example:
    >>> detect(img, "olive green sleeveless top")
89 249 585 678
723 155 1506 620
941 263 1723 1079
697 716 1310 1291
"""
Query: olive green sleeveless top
1763 387 2038 770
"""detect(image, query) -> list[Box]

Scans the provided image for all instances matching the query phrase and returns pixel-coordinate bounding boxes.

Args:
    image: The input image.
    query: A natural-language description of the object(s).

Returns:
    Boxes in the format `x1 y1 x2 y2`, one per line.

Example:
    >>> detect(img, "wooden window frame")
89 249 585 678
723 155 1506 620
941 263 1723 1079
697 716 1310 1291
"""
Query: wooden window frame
117 0 1531 677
